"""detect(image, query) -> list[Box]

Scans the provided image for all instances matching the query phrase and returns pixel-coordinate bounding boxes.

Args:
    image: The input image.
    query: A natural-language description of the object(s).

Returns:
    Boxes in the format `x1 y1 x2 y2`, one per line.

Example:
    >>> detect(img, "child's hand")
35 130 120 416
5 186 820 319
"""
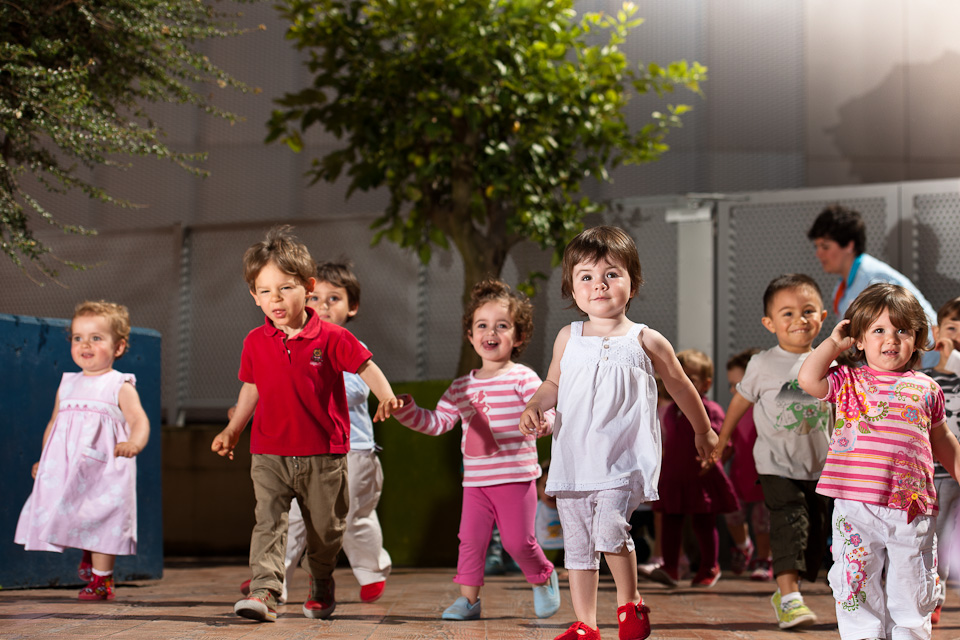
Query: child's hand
519 405 547 436
115 442 141 458
211 428 241 461
374 395 405 422
31 461 39 479
829 319 856 353
695 430 720 468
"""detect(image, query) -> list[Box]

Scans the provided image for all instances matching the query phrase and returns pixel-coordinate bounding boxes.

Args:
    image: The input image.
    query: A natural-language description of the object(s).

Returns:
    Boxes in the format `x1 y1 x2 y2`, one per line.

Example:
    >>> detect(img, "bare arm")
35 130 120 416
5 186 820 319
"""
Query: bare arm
642 328 718 462
932 421 960 483
211 382 259 460
116 382 150 458
798 319 854 399
520 327 569 437
711 391 753 463
357 359 404 422
32 393 60 478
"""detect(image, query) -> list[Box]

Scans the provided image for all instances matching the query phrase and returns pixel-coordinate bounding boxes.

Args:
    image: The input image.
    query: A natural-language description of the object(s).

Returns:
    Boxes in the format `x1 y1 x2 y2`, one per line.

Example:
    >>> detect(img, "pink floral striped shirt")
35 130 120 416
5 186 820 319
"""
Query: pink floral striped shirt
393 364 554 487
817 365 945 522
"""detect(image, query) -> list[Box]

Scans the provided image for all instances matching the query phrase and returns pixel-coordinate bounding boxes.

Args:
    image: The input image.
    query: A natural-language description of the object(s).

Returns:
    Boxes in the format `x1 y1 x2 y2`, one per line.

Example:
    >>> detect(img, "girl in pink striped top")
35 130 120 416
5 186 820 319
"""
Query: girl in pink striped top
799 283 960 640
390 279 560 622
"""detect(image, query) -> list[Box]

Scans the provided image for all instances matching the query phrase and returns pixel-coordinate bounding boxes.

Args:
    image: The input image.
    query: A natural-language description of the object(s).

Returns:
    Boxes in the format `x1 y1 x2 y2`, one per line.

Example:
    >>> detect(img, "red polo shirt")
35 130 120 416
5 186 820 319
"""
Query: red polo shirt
239 307 372 456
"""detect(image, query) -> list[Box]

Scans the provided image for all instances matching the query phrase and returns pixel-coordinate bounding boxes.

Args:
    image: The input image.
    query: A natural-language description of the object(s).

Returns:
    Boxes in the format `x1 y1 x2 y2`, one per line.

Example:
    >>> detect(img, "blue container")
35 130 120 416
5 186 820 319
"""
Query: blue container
0 314 163 588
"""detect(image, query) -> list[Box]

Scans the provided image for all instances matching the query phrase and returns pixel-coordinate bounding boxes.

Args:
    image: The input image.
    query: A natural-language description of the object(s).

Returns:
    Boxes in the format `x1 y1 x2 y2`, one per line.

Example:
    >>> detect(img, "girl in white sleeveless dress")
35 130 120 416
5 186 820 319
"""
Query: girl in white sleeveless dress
520 227 718 640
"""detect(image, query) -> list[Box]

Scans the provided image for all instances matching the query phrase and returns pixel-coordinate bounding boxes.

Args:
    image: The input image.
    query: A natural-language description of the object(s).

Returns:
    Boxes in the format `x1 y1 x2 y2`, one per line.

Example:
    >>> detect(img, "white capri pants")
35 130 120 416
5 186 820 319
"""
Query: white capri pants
556 488 641 570
828 499 940 640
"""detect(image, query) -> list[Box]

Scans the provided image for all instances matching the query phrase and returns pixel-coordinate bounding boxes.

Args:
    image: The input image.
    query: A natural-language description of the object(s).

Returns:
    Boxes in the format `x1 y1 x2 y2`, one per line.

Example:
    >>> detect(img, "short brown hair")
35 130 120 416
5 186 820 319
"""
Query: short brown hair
762 274 823 317
462 279 534 358
937 296 960 326
243 225 316 290
677 348 713 380
845 283 930 369
72 300 131 359
316 260 361 321
561 226 642 313
807 204 866 256
727 348 760 372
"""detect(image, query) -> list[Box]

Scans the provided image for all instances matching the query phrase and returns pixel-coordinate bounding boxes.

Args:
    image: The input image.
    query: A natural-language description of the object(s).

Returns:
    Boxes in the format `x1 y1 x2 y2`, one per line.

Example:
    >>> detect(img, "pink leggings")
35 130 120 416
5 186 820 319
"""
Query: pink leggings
455 481 553 587
661 512 718 574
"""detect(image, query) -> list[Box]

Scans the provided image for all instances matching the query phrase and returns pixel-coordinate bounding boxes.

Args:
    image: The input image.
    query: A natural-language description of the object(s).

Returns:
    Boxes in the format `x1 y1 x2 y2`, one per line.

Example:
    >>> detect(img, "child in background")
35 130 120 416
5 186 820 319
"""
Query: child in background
536 460 564 571
212 227 402 623
925 296 960 623
799 283 960 640
387 279 561 622
16 301 150 601
712 274 832 630
520 226 717 640
238 260 393 604
649 349 739 589
722 348 773 581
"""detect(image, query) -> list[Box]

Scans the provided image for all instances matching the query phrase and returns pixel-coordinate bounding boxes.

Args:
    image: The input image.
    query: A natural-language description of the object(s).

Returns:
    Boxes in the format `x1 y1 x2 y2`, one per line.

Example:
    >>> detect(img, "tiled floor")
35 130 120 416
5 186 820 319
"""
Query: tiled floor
1 562 957 639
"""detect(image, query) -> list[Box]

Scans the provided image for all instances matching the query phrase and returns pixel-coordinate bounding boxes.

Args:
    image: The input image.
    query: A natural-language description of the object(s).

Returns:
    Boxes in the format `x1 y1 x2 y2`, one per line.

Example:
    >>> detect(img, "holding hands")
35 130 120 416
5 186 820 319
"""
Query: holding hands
374 395 405 422
519 402 551 437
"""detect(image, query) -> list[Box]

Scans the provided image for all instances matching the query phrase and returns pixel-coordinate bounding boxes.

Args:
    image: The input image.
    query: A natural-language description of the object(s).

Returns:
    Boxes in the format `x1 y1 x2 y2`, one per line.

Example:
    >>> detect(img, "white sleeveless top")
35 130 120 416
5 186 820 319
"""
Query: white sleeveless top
546 321 661 501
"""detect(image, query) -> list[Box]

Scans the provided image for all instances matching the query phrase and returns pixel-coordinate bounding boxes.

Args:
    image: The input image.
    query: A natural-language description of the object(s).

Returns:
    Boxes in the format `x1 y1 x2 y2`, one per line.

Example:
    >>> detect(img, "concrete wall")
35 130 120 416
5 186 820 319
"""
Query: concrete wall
1 315 163 588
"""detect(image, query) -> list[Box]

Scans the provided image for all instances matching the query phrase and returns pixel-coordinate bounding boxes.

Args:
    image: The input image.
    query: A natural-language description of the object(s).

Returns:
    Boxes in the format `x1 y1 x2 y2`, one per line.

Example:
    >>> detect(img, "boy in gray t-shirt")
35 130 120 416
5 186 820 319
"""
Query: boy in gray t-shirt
712 274 832 631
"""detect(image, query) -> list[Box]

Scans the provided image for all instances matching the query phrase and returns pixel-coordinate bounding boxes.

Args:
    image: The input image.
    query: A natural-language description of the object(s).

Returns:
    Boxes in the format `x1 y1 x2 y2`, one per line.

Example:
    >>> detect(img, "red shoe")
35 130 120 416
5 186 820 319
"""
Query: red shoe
78 574 115 601
234 589 278 622
360 580 385 603
932 604 942 624
303 576 336 619
618 599 652 640
240 579 251 596
690 564 721 588
554 621 601 639
78 550 93 583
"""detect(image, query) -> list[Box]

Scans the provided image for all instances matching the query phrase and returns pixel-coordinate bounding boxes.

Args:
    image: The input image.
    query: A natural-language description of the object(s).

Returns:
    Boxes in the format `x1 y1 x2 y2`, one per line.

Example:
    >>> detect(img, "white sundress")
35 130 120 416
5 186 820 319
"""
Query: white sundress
546 321 661 502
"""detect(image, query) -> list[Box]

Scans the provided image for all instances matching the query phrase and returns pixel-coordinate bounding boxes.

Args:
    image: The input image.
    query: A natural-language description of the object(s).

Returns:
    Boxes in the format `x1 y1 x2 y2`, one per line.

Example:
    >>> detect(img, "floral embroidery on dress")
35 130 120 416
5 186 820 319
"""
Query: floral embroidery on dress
834 515 868 612
894 382 932 432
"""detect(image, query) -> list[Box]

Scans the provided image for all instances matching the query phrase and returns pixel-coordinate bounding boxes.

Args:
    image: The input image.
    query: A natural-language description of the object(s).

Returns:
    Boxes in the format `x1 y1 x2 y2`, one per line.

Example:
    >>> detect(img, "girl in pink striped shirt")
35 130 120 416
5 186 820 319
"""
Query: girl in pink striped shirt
799 283 960 640
390 279 560 622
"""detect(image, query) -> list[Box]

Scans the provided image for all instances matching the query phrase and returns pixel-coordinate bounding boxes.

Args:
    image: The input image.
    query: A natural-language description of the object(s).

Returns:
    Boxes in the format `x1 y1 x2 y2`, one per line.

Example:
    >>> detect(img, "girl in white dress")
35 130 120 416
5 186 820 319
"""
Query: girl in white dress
15 301 150 601
520 226 718 640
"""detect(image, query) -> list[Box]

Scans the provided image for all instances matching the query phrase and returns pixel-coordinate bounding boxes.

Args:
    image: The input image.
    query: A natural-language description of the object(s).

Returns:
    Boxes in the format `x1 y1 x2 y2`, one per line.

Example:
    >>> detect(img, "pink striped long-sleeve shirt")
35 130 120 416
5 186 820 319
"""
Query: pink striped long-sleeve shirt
393 364 554 487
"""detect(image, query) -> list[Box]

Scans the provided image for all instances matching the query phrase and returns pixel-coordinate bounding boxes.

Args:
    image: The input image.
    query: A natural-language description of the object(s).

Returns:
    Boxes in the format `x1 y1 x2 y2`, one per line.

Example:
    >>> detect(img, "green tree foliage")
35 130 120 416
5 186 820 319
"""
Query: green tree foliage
269 0 705 372
0 0 258 280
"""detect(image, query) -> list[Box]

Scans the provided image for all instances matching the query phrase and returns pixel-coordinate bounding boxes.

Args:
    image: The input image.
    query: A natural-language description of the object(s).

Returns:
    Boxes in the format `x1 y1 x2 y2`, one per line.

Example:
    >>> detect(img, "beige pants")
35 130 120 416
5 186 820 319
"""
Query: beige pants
248 453 348 596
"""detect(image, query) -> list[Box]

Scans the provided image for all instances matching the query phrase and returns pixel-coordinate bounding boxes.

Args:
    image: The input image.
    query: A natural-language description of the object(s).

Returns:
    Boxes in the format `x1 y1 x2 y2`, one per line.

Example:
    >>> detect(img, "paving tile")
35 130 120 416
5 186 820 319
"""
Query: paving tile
1 563 958 639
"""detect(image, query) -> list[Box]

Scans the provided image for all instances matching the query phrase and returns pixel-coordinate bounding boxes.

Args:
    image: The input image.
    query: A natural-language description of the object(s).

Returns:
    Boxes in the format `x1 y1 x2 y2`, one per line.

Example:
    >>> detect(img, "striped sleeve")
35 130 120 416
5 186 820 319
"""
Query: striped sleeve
392 385 461 436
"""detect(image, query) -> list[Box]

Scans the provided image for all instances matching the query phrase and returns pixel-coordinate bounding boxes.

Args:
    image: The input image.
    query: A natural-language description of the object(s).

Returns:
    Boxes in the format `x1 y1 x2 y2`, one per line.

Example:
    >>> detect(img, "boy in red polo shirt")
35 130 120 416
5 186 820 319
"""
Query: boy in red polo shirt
211 226 402 623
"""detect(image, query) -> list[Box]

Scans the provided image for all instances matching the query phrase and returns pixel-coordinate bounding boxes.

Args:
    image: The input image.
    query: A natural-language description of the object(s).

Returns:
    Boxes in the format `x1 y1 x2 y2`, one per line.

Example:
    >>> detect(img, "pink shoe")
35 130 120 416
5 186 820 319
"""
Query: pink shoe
932 604 942 624
78 574 115 601
554 621 601 639
360 580 385 603
78 550 93 583
618 599 652 640
690 564 721 588
729 540 754 575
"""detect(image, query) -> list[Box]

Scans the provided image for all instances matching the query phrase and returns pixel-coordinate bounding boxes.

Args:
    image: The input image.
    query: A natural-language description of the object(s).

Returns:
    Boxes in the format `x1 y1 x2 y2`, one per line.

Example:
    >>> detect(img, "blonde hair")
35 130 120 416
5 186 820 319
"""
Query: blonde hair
560 226 642 313
844 283 930 370
72 300 131 359
462 279 534 358
676 348 713 380
243 225 316 290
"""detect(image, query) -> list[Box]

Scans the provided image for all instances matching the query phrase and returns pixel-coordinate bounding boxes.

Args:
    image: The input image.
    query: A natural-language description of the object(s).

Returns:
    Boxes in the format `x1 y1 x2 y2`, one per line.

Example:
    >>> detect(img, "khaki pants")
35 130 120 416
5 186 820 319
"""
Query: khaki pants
248 454 348 595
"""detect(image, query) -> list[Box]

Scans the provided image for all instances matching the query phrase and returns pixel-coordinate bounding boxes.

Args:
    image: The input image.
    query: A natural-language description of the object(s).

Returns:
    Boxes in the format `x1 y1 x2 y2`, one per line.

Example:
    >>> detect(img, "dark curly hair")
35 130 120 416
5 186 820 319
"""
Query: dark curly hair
845 283 930 370
462 279 534 359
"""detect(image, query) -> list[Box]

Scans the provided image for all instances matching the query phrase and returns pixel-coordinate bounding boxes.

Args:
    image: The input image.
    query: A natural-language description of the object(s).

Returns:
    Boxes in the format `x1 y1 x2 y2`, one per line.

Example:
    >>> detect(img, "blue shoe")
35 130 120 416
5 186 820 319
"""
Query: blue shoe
442 596 481 620
532 568 561 618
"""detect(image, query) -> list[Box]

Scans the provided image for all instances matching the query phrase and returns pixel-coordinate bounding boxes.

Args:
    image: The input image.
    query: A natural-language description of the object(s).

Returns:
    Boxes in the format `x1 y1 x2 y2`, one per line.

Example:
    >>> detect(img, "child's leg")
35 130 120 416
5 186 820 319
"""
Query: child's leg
90 552 116 573
659 513 685 576
249 454 298 596
883 511 939 638
342 450 392 586
606 547 640 606
826 499 893 640
297 454 349 586
556 493 602 629
283 498 306 601
490 481 553 585
752 502 773 560
691 513 719 570
454 486 497 602
724 507 750 546
760 475 822 588
568 569 600 628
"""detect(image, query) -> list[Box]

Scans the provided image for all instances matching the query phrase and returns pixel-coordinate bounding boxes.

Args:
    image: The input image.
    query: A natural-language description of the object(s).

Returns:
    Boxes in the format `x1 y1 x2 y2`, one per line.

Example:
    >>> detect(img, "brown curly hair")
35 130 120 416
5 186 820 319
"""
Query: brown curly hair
844 283 930 370
243 225 316 290
72 300 132 359
462 279 534 359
